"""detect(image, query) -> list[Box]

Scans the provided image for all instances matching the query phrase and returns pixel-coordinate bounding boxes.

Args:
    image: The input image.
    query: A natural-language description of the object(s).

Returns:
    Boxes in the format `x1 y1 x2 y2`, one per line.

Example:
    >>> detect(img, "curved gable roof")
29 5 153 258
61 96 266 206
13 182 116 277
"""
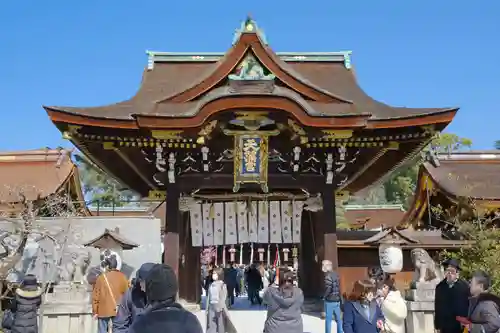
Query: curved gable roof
44 17 457 128
160 32 351 104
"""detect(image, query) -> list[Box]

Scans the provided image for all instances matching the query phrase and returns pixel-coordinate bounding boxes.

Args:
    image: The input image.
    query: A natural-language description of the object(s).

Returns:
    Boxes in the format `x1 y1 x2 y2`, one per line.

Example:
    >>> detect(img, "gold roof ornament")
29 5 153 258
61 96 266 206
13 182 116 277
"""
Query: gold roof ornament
229 112 275 131
151 130 183 140
322 129 353 140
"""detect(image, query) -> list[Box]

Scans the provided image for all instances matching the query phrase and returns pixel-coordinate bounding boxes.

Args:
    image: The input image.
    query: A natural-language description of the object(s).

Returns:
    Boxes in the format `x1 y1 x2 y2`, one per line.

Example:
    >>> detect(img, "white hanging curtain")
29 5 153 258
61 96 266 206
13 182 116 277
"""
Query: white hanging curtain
257 201 269 243
224 202 238 245
248 201 258 243
189 203 203 247
213 203 225 246
202 203 214 246
269 201 282 243
236 202 249 244
280 201 293 243
292 201 305 243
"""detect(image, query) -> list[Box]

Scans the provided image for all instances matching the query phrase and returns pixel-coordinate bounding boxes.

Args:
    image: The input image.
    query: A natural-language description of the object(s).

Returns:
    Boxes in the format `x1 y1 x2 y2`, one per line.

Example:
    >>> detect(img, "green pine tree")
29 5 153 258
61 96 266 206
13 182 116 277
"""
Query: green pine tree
336 200 350 230
74 153 137 206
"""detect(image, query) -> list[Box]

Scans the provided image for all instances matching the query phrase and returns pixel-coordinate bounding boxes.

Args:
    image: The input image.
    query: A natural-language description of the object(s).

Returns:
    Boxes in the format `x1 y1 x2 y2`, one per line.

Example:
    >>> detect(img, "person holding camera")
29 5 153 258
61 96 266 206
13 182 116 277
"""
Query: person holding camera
92 256 129 333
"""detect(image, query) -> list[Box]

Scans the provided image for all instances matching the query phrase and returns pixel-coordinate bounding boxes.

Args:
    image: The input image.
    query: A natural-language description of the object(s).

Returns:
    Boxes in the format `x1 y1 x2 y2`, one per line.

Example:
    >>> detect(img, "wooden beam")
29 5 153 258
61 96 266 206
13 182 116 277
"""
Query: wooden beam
176 174 326 192
164 186 180 277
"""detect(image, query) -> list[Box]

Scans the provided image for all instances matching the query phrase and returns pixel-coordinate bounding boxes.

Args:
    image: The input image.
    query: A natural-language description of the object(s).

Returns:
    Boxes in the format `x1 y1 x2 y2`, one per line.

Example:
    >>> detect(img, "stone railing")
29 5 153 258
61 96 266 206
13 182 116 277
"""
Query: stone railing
40 283 96 333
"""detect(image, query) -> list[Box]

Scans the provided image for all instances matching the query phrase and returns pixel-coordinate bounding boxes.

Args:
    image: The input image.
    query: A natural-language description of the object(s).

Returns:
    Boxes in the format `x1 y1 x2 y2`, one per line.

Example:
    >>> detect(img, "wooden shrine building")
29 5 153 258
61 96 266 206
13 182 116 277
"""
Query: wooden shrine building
404 151 500 230
0 148 87 216
44 17 458 301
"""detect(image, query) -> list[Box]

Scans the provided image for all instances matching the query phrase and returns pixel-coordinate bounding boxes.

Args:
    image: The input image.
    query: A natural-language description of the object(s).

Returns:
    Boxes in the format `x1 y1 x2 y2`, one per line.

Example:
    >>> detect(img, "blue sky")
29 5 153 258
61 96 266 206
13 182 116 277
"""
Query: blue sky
1 1 499 151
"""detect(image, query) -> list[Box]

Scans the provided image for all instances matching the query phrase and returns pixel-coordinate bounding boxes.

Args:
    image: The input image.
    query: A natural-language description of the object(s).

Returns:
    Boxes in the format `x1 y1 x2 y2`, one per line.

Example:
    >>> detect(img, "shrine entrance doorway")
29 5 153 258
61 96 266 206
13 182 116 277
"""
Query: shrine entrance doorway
175 195 323 303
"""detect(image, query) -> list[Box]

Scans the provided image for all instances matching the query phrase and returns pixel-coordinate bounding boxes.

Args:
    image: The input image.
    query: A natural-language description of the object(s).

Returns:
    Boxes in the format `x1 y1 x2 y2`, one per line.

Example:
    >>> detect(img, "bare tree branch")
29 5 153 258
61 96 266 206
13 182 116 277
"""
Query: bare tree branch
0 184 84 281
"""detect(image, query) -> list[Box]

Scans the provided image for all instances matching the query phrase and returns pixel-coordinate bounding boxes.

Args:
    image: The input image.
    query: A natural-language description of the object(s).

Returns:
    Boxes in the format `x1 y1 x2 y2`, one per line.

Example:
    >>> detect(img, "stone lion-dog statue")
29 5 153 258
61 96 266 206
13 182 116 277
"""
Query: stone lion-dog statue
410 248 444 288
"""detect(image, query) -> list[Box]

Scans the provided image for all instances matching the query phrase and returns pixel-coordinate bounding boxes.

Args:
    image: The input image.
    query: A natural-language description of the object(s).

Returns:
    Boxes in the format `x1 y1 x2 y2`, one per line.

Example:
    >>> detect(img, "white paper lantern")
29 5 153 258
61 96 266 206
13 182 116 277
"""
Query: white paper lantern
378 244 403 273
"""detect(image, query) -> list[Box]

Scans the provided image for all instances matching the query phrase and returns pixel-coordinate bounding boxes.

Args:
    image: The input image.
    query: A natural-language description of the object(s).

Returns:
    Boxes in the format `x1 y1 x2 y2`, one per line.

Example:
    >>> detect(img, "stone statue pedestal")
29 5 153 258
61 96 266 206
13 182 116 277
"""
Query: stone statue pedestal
41 282 95 333
45 282 91 303
406 300 435 333
406 280 439 301
405 282 439 333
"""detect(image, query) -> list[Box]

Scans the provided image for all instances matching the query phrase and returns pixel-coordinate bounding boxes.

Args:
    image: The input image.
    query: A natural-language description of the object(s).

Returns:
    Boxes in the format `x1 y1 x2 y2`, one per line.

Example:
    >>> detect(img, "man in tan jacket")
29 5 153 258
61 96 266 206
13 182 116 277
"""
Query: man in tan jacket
92 256 129 333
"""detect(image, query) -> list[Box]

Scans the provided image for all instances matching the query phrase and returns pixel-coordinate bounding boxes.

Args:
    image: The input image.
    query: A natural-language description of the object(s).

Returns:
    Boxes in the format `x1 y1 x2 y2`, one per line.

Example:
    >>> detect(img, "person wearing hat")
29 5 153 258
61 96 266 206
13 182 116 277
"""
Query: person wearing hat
113 262 155 333
434 258 470 333
10 274 42 333
128 264 203 333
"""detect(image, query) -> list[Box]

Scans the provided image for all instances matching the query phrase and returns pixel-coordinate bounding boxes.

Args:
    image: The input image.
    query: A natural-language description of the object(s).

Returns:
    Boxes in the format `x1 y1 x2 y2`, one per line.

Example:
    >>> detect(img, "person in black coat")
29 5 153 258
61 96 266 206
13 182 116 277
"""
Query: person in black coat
128 264 203 333
246 264 263 305
113 262 155 333
11 274 42 333
224 263 238 307
434 258 470 333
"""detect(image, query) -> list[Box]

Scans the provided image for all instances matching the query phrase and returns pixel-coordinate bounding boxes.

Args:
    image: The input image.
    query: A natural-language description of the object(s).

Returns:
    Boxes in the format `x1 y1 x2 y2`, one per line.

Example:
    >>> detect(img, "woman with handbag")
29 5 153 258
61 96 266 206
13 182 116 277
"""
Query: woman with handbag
92 256 129 333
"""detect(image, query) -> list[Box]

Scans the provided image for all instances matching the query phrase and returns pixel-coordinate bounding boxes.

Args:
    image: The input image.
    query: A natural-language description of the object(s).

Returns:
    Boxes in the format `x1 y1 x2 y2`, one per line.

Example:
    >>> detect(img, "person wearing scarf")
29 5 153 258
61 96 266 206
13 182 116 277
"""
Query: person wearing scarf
128 264 203 333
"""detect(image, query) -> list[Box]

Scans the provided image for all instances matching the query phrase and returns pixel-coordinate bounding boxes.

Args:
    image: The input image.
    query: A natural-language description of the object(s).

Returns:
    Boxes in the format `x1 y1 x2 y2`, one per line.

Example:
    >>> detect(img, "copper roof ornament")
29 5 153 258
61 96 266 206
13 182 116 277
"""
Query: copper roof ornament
233 15 268 45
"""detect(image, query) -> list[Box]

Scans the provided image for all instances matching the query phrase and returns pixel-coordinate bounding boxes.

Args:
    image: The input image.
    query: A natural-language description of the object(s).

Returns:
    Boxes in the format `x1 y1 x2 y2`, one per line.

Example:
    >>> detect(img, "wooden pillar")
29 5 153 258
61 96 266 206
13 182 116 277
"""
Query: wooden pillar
178 212 200 304
299 210 317 297
164 186 180 276
322 186 338 269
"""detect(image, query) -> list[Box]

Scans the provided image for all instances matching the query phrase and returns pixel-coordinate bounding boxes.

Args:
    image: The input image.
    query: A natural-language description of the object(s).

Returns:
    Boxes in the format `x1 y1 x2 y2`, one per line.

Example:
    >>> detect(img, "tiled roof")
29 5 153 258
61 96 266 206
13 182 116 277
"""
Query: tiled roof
83 228 139 250
45 27 454 121
425 151 500 200
0 148 80 203
344 204 406 230
337 228 469 248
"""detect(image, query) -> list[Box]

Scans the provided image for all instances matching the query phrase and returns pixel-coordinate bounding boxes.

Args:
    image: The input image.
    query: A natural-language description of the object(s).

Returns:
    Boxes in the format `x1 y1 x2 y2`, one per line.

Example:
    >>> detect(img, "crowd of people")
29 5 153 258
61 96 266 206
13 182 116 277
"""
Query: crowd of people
322 257 500 333
202 261 301 333
3 254 500 333
202 262 283 308
433 258 500 333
